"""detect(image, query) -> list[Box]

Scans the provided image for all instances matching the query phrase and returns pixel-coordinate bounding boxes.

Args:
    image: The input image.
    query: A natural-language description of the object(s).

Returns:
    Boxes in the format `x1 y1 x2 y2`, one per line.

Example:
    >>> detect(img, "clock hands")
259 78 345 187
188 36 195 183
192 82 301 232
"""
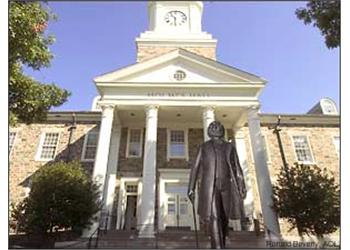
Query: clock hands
165 11 186 26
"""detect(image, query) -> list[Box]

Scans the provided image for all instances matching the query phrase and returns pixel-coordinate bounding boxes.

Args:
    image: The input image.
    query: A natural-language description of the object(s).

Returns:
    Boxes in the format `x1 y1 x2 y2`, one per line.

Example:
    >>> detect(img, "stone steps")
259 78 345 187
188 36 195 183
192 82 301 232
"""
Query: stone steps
90 230 266 249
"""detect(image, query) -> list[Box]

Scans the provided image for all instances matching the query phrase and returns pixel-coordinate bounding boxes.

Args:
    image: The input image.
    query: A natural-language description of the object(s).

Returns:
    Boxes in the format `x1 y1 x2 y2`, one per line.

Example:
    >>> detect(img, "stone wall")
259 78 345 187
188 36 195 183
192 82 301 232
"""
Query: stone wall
117 127 204 176
117 127 144 178
9 121 99 206
239 124 340 236
136 46 216 62
10 121 340 237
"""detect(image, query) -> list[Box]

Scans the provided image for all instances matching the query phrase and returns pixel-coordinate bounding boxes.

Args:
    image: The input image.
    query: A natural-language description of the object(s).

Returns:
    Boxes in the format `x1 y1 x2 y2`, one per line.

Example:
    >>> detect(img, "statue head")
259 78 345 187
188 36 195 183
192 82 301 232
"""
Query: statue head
207 121 225 139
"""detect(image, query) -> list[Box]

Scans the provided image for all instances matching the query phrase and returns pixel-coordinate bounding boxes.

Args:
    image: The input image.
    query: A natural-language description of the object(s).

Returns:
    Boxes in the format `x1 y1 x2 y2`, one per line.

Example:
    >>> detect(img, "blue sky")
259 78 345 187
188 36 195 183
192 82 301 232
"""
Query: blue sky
24 1 340 114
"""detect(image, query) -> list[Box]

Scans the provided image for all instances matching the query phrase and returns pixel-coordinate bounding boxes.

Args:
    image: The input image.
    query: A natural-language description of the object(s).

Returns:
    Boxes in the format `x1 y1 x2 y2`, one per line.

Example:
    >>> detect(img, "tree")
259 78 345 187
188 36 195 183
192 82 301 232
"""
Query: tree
296 0 340 49
9 1 70 126
273 163 340 238
11 161 100 245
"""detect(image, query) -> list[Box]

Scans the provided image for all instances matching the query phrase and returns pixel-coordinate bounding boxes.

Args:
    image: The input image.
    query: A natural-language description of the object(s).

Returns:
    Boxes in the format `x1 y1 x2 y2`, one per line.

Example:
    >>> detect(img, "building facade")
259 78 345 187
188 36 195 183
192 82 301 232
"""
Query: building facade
9 1 339 239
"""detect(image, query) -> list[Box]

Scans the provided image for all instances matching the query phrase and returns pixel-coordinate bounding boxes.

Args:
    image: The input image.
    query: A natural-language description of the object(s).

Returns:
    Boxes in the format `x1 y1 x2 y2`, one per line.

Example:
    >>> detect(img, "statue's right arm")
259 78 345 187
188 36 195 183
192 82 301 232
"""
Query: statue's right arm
188 145 202 199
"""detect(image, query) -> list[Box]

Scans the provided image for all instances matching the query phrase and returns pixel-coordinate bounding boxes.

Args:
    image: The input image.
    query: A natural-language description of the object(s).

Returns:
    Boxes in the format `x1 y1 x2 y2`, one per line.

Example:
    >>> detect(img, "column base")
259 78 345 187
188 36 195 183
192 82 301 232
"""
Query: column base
138 224 155 238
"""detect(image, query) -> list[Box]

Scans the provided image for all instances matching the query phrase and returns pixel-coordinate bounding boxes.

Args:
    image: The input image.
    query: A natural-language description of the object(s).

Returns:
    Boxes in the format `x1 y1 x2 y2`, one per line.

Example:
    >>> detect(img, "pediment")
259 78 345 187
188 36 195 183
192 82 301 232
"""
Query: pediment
94 49 266 85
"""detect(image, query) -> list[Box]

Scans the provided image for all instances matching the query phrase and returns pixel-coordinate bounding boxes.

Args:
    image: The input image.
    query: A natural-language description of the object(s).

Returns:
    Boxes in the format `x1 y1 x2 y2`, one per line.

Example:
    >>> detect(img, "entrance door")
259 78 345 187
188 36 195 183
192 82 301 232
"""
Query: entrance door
164 183 192 229
124 195 137 230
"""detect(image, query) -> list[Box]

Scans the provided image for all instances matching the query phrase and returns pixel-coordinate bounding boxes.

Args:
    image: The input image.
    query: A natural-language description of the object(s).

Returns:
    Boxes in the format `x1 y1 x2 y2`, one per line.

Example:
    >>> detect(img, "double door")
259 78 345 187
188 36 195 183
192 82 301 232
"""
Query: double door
164 182 193 229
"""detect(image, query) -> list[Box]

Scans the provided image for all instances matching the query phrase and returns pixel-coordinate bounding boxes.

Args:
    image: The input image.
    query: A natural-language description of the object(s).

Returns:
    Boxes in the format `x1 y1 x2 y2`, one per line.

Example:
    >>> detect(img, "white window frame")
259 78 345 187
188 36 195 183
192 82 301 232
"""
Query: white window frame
291 134 316 165
333 136 340 157
167 128 188 161
9 131 17 155
81 130 99 162
35 132 61 161
126 128 143 158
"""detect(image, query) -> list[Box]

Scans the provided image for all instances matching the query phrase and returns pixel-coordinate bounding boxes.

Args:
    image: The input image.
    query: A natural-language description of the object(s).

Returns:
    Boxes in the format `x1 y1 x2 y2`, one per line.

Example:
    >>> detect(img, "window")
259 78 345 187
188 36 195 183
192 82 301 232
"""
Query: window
82 131 99 161
168 130 187 159
127 129 142 158
321 99 337 114
37 132 60 160
126 184 138 193
292 135 314 163
9 132 16 153
333 136 340 156
167 197 176 215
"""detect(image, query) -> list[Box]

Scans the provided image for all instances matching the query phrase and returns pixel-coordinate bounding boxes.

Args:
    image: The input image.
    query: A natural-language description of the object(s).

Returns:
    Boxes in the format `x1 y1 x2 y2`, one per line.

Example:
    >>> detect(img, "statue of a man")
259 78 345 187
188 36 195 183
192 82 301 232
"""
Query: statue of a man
188 121 247 249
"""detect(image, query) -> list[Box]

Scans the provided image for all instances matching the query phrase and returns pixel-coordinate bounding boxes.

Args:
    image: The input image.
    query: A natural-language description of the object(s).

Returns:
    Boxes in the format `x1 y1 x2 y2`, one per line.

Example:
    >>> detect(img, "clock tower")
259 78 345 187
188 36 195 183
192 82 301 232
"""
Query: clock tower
136 1 217 62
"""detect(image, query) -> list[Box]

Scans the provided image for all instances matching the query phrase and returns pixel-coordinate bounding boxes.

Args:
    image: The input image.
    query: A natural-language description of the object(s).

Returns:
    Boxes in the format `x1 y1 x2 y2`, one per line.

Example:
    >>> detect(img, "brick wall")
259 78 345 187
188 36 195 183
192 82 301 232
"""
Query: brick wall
136 46 216 62
9 121 99 205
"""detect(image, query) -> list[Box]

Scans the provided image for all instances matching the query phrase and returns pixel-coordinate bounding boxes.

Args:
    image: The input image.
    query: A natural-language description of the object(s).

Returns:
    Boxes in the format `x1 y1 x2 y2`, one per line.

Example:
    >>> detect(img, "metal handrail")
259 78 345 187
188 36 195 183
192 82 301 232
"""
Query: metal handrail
87 210 111 249
87 226 100 249
254 214 281 240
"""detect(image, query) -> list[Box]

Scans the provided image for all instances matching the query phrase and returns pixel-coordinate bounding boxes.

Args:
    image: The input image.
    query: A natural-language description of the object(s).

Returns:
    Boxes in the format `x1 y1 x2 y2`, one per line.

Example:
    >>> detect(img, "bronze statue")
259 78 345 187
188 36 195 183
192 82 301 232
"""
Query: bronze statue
188 121 247 249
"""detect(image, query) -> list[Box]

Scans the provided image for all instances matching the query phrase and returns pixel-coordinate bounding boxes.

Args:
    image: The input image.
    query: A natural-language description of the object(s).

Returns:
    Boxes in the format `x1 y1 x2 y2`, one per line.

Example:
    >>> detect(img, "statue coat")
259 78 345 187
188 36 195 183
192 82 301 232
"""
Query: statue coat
188 139 247 221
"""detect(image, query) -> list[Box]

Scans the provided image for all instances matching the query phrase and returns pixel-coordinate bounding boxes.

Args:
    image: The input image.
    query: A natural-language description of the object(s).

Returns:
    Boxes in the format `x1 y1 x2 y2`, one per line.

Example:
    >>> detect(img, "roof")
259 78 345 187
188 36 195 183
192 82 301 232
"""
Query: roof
94 48 267 84
40 111 340 127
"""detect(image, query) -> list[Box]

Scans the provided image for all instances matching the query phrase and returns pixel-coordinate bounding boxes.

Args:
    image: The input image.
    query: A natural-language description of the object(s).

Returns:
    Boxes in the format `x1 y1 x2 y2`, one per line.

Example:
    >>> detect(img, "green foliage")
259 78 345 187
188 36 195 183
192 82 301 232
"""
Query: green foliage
11 161 101 235
9 1 70 126
296 0 340 49
273 163 340 237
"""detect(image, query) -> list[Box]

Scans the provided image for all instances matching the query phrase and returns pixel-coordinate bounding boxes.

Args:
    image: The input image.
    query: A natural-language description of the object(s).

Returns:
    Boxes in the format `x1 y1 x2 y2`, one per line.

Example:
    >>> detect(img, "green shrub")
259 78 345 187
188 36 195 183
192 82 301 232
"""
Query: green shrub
11 161 100 236
273 163 340 238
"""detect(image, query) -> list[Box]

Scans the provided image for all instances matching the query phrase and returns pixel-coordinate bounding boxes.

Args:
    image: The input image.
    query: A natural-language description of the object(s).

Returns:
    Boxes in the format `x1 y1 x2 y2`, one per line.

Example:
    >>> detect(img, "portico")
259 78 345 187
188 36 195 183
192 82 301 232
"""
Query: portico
83 0 280 239
81 47 280 239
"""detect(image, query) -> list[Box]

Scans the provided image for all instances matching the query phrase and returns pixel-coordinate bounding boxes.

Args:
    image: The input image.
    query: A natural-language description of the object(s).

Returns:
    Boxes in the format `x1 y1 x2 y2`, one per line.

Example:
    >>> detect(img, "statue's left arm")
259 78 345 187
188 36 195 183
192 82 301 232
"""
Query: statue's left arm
231 145 247 199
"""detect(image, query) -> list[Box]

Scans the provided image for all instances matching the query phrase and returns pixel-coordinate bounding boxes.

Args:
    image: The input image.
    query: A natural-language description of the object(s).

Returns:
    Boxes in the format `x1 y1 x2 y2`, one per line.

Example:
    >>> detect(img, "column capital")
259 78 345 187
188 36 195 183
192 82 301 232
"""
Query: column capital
145 104 159 111
100 105 115 119
247 104 260 112
145 105 159 118
247 105 261 119
201 105 216 112
100 104 115 111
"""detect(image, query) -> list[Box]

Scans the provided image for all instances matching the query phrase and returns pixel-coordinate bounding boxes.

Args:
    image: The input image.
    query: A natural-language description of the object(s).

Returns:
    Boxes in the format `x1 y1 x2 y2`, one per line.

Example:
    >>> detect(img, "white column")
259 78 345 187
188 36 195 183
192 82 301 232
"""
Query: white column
247 106 280 238
103 114 122 230
235 130 255 229
202 106 215 141
82 105 115 237
139 105 158 238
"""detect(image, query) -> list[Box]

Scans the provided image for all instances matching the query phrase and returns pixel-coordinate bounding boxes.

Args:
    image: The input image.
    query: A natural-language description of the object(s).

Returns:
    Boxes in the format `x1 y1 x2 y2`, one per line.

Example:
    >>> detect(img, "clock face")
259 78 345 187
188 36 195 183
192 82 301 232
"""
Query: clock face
164 11 187 26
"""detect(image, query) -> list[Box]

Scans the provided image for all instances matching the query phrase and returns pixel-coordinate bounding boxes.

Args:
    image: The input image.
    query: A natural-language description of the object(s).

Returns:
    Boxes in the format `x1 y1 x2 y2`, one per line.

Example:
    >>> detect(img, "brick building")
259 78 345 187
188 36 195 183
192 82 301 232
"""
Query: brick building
9 1 339 240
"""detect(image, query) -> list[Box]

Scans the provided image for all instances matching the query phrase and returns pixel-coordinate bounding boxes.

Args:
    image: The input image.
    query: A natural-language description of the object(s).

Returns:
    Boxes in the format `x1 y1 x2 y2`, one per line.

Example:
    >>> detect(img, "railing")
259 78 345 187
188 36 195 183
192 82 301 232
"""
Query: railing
87 210 110 249
254 213 281 240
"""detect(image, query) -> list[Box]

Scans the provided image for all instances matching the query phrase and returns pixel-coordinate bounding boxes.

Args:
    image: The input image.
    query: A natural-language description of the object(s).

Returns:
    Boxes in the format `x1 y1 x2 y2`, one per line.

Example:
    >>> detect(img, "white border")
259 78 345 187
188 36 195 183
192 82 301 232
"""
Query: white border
290 134 316 165
332 135 340 158
125 128 143 158
166 128 189 161
34 132 61 162
8 131 17 156
81 130 99 162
